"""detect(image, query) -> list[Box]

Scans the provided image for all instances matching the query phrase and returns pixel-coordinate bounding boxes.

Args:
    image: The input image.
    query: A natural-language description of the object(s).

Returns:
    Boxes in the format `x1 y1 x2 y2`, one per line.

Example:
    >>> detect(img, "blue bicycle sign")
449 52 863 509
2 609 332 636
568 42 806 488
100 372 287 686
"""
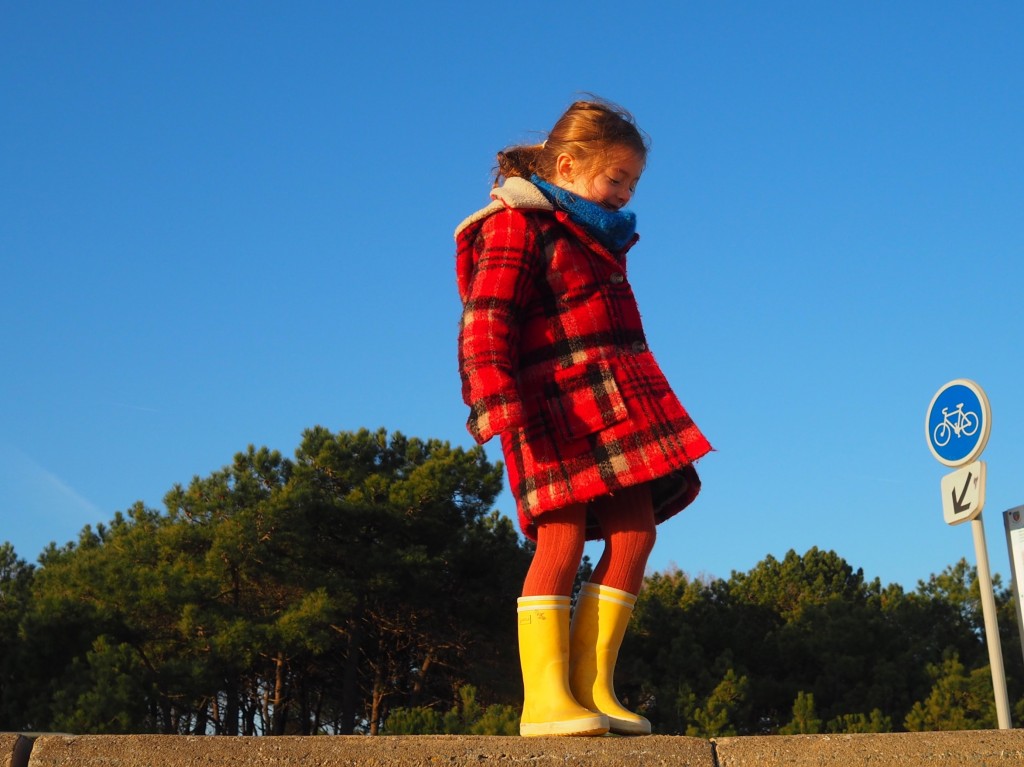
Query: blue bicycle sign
932 402 979 447
925 379 991 467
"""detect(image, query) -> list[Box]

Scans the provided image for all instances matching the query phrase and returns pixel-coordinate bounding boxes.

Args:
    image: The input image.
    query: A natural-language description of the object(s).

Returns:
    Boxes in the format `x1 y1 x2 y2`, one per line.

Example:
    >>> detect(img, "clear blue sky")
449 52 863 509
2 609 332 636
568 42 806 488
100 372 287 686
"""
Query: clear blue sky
3 3 1022 593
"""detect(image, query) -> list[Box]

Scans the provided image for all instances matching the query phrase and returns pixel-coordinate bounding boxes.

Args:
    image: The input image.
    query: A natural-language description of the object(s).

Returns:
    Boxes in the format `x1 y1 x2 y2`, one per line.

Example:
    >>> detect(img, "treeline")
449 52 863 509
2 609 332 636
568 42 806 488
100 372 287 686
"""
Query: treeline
1 426 1022 735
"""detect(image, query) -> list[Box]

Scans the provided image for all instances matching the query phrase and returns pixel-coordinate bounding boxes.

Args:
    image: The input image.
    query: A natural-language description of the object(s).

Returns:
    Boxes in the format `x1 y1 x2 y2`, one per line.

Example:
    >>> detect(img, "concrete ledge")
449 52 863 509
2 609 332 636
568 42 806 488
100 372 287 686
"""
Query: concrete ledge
713 730 1024 766
6 731 1024 766
26 734 715 766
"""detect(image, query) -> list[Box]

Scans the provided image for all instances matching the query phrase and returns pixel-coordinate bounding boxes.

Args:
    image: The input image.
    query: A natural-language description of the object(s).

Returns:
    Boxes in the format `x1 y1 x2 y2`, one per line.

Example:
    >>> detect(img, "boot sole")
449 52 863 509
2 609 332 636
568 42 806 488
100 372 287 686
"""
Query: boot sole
607 715 652 736
520 716 609 737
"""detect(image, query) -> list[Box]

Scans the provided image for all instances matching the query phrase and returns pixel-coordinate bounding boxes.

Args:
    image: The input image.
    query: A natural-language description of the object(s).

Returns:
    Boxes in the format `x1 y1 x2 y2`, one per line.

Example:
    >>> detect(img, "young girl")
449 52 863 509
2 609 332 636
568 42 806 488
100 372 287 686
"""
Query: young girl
455 99 711 737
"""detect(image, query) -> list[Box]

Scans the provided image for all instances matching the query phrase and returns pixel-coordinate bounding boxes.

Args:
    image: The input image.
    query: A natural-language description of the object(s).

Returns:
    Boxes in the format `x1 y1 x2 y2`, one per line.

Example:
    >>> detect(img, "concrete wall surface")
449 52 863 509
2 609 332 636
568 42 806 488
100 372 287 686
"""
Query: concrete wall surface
713 730 1024 766
4 731 1024 767
17 734 714 767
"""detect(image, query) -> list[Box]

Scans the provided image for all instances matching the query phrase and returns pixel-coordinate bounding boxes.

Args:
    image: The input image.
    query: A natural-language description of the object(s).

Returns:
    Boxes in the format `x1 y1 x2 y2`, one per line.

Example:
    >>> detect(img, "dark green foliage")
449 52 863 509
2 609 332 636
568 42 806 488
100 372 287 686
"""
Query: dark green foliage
0 543 36 726
1 428 529 735
2 431 1023 736
384 684 519 735
624 547 1020 735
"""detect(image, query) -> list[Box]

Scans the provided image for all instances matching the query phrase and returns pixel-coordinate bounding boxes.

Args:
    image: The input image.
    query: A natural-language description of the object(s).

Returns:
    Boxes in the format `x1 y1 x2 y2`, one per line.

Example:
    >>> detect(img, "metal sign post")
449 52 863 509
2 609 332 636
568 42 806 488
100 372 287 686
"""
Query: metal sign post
970 513 1011 730
925 379 1010 729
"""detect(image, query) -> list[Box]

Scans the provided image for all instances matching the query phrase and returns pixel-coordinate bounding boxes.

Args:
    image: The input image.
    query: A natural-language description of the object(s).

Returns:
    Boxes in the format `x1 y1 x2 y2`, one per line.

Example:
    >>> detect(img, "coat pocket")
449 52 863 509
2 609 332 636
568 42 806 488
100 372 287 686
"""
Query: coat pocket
543 360 628 443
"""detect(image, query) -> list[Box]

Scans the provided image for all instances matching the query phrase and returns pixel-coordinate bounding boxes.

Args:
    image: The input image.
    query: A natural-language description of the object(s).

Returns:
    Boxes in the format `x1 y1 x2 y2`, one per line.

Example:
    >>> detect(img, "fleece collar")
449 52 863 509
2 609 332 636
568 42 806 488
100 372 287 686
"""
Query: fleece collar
454 177 553 240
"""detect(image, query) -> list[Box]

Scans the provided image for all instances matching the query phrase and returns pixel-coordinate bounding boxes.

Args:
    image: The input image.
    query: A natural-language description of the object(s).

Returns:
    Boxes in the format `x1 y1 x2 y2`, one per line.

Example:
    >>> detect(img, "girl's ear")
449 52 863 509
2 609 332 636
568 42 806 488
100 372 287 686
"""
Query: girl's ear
555 153 575 182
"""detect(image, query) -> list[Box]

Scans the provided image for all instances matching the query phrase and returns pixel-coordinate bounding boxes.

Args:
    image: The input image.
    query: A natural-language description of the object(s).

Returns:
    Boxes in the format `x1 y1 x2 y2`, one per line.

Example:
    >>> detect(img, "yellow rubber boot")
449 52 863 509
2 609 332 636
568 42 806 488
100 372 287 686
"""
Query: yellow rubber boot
569 583 651 735
517 595 609 737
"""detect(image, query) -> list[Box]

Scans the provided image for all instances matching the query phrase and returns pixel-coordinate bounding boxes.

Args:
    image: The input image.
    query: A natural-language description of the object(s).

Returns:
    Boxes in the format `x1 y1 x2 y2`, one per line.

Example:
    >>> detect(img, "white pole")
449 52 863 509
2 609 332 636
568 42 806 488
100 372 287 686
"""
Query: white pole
1002 507 1024 669
971 513 1012 729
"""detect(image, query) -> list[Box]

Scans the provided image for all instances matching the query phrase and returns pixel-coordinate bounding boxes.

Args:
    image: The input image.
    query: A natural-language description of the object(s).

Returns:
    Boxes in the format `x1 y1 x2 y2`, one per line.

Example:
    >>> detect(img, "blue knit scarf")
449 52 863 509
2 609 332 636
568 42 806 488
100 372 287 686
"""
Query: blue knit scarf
532 175 637 252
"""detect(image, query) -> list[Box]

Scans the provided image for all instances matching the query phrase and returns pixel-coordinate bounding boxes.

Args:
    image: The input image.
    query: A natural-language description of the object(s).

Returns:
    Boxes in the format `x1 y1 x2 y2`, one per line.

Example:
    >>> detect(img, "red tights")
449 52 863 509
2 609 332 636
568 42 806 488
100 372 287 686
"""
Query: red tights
521 483 656 597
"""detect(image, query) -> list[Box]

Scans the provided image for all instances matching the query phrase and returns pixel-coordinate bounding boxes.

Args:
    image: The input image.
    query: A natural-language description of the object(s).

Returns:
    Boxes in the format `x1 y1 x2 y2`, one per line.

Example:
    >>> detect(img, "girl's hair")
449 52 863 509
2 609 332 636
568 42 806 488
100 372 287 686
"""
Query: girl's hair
494 98 649 187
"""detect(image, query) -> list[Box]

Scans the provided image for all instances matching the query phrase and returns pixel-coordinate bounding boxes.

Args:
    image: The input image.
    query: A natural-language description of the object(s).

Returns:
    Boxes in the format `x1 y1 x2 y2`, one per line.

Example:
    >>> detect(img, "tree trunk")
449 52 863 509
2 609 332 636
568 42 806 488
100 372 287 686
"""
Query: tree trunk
339 613 364 734
311 686 323 735
272 652 288 735
409 651 434 708
193 699 209 735
369 664 385 736
224 683 239 735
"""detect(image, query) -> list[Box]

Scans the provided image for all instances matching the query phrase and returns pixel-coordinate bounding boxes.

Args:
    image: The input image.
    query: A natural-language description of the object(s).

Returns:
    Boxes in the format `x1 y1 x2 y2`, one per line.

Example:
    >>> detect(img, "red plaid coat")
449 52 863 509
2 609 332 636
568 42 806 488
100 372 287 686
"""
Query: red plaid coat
456 177 711 541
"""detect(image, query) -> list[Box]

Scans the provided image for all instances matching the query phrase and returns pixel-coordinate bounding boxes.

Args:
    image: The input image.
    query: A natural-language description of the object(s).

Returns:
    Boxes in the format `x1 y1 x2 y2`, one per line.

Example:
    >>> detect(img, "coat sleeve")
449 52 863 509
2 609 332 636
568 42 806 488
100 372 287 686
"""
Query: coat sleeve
457 208 540 444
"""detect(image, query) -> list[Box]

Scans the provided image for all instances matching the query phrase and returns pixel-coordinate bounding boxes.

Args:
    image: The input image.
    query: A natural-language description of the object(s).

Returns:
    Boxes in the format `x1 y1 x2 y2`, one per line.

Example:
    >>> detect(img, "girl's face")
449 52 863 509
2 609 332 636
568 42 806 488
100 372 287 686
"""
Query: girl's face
555 147 645 211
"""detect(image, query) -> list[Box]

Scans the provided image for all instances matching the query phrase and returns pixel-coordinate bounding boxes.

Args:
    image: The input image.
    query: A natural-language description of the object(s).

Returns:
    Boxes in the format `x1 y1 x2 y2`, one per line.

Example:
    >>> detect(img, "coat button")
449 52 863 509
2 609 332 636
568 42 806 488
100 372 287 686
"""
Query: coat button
610 272 625 284
631 341 647 353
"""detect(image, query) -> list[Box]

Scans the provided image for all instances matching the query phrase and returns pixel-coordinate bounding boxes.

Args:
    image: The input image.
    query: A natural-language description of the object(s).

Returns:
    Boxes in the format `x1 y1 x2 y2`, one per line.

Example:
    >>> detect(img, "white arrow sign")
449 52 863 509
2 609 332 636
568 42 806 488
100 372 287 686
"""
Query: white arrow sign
941 460 986 526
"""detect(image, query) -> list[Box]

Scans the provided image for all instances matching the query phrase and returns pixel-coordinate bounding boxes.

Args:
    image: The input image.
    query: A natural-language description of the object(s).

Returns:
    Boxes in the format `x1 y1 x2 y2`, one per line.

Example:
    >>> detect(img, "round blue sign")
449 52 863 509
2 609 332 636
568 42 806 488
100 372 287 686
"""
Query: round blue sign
925 379 991 467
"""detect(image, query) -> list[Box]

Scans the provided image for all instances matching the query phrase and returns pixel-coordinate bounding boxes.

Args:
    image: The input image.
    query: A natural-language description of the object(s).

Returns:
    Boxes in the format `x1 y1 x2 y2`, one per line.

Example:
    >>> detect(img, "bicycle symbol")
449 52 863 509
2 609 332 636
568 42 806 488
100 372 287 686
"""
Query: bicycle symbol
933 403 979 447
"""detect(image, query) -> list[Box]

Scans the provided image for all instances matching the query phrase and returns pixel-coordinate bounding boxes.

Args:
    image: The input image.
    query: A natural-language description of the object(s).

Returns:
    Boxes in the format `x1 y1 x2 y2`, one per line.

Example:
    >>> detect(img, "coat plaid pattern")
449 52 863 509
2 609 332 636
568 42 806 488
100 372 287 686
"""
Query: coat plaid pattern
456 177 711 542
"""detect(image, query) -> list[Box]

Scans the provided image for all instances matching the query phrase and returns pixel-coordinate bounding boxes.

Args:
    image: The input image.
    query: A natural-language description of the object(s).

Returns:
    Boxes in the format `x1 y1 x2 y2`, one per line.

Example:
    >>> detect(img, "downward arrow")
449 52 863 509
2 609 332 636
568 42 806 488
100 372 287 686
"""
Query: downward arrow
952 471 973 515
